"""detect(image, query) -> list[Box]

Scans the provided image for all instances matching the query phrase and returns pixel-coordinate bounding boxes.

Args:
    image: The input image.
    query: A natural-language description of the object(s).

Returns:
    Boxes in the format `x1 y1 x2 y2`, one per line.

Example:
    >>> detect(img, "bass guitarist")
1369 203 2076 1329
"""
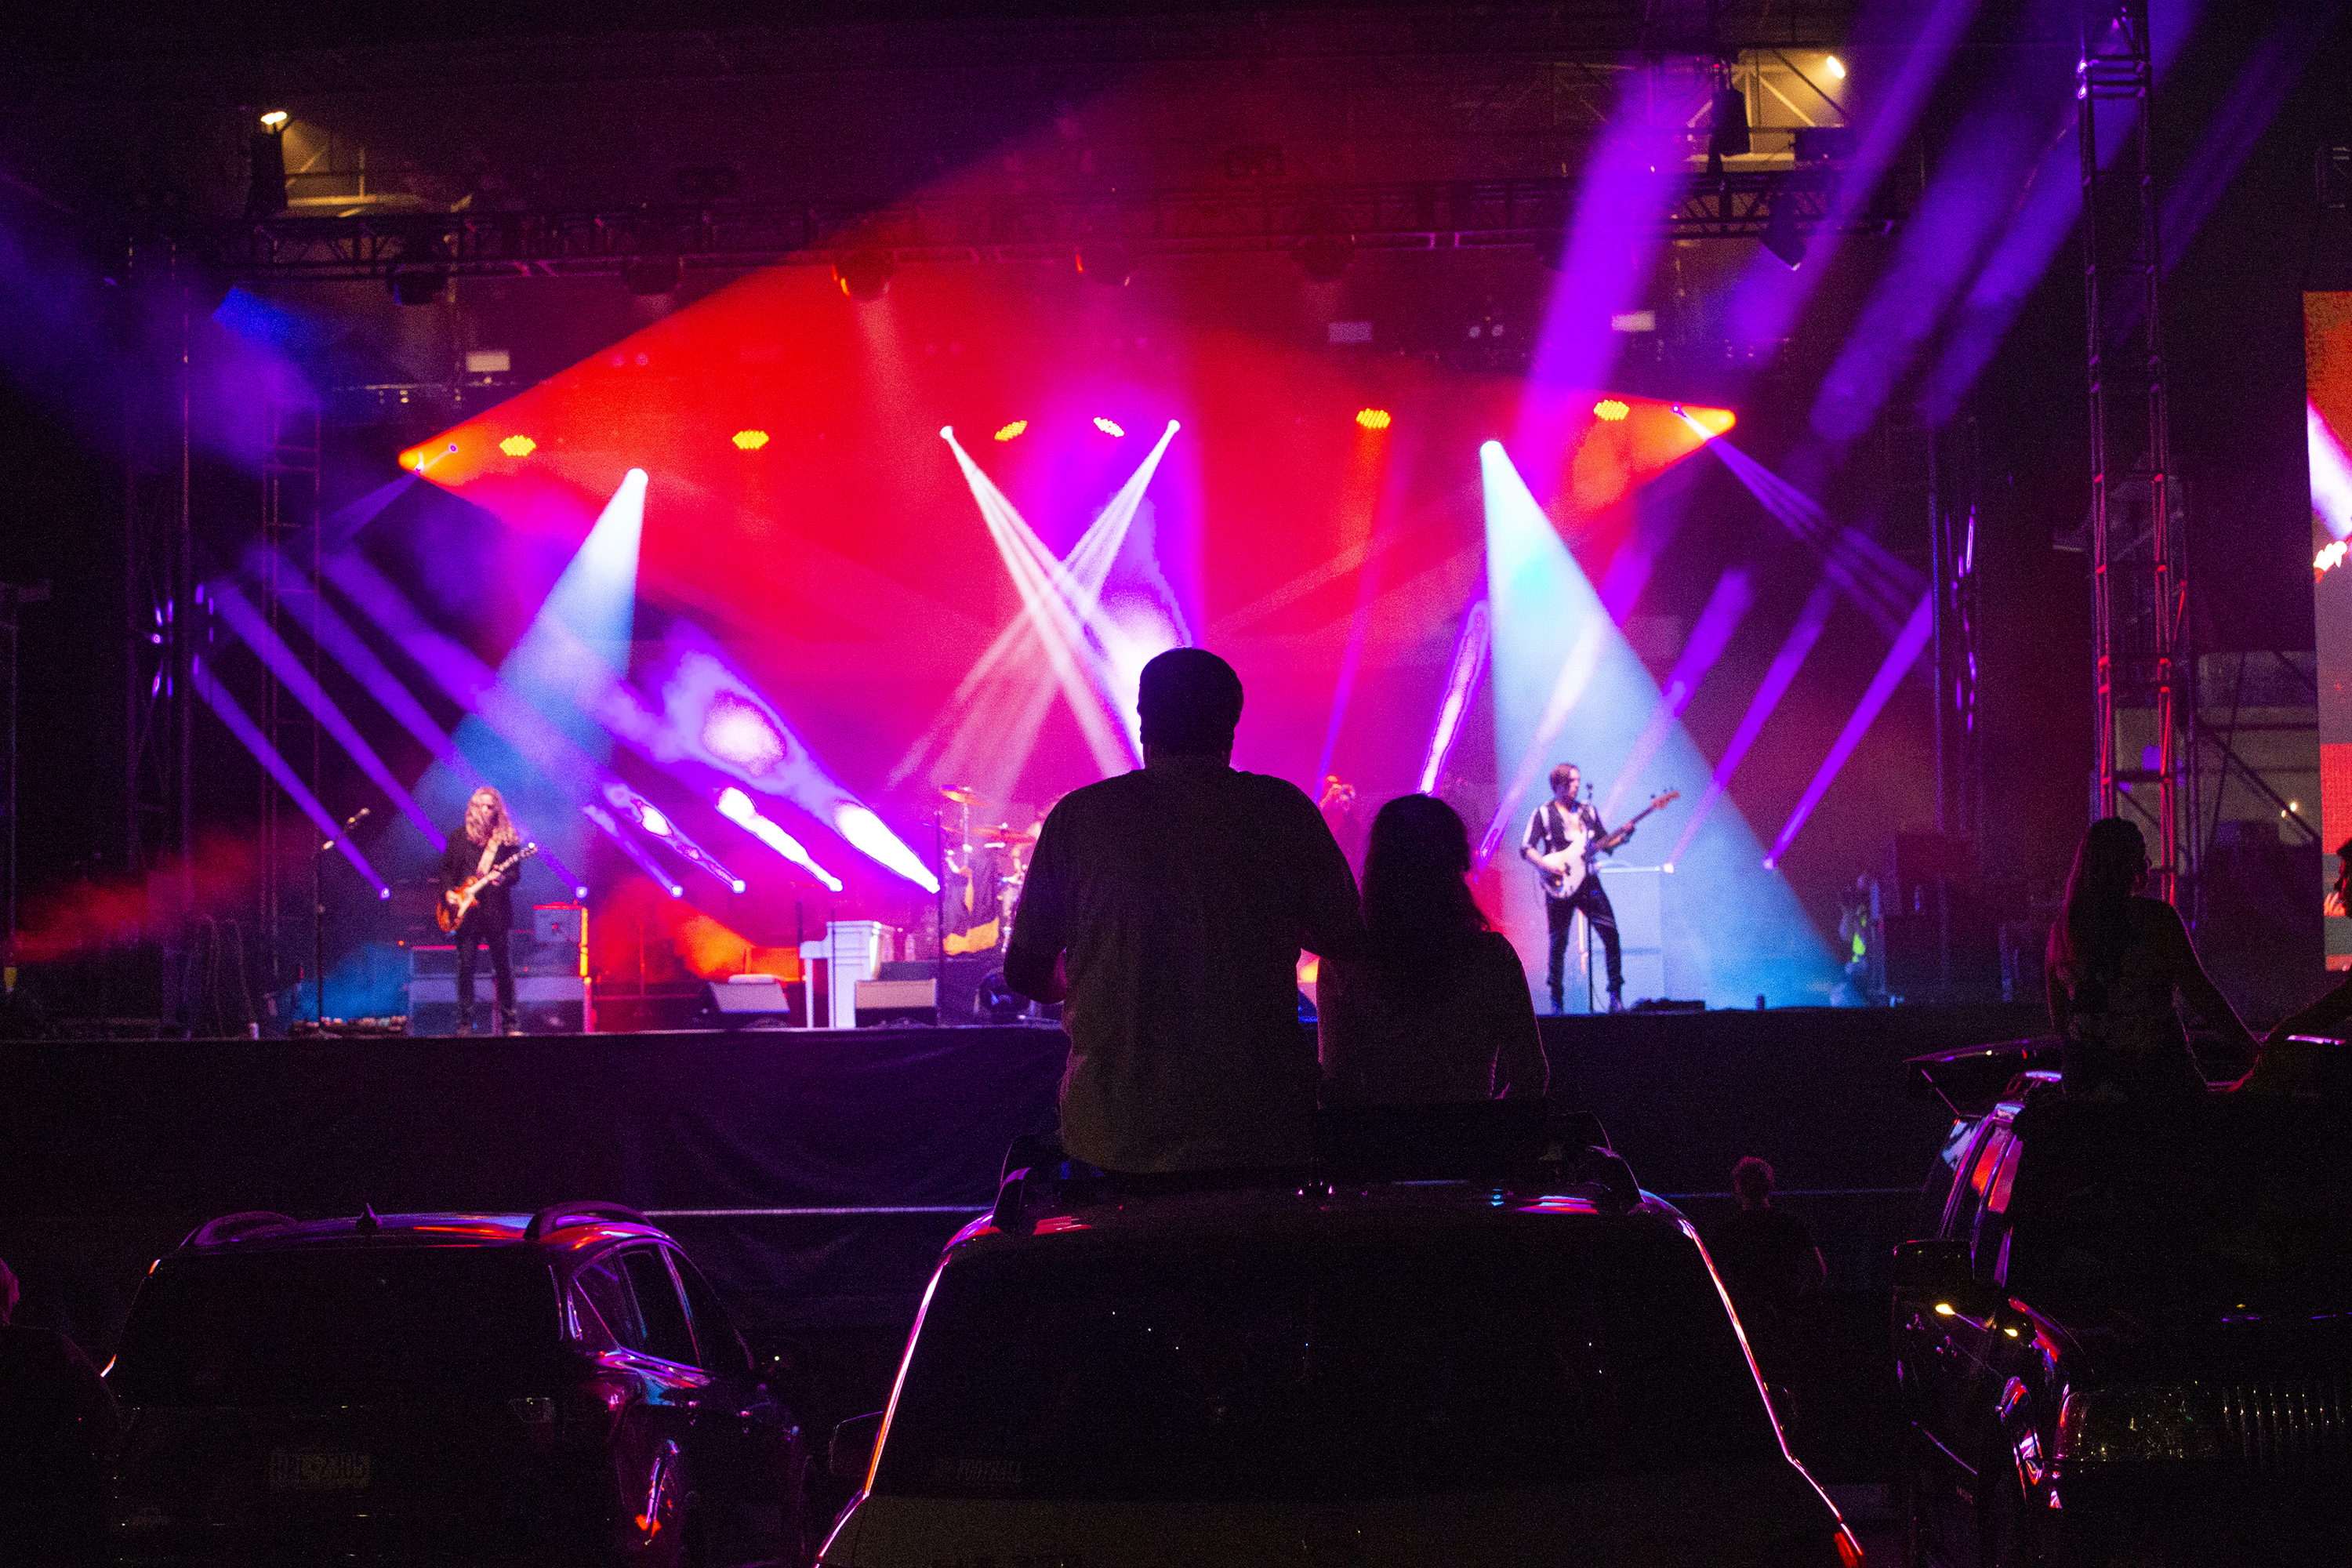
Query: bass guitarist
439 786 524 1035
1521 763 1623 1015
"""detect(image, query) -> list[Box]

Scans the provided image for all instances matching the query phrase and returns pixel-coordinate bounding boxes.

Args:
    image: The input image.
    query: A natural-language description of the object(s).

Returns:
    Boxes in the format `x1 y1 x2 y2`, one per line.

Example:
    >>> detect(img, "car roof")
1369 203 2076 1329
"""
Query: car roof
950 1178 1691 1260
170 1204 671 1257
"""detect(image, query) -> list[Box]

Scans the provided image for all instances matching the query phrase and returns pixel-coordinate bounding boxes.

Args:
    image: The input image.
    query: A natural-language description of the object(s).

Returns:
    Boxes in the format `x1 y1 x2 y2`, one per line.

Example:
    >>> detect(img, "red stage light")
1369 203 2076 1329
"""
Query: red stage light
498 434 536 456
993 421 1027 442
1094 417 1125 437
731 430 769 450
1356 408 1392 430
1592 399 1630 422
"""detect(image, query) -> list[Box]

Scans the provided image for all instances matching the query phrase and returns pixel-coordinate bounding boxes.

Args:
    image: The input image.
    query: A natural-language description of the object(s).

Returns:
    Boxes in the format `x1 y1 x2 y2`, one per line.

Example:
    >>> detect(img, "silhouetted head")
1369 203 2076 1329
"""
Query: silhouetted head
1361 793 1487 967
2052 815 2148 976
1732 1156 1775 1210
1138 648 1245 759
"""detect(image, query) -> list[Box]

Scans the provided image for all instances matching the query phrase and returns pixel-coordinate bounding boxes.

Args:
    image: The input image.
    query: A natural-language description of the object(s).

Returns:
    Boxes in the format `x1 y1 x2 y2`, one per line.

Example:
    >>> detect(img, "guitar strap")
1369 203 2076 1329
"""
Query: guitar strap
475 840 499 878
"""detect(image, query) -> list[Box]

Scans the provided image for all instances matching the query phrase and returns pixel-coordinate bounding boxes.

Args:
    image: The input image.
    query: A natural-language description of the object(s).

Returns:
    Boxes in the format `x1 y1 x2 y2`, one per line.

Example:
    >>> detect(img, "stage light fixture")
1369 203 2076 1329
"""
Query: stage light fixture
388 265 448 306
1709 85 1751 158
993 421 1027 442
731 430 769 450
498 434 535 457
833 252 895 300
1825 55 1846 79
1094 416 1125 437
1593 399 1630 422
1356 408 1392 430
1075 241 1133 287
1762 194 1808 270
1293 231 1354 284
622 255 684 296
245 117 288 217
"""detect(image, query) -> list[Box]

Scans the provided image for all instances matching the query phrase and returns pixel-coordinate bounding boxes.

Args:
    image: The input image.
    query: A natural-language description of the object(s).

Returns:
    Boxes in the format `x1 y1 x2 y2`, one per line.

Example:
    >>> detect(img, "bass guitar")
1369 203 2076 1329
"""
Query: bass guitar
1533 789 1681 902
438 843 538 933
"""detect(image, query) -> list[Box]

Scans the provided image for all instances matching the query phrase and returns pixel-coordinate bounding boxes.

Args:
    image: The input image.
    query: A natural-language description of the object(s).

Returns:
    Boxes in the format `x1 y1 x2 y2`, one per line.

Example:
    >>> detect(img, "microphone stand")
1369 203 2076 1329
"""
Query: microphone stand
313 806 370 1034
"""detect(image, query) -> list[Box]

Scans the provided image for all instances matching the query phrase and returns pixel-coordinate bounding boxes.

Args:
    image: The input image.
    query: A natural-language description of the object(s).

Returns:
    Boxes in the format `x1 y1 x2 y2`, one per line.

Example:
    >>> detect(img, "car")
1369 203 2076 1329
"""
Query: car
1891 1043 2352 1567
103 1201 807 1566
816 1105 1864 1568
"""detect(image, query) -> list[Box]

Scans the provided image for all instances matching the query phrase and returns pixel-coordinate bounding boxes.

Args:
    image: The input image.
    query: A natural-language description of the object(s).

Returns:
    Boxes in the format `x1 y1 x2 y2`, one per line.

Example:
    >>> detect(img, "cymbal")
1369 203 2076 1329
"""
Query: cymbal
938 784 985 804
978 823 1036 844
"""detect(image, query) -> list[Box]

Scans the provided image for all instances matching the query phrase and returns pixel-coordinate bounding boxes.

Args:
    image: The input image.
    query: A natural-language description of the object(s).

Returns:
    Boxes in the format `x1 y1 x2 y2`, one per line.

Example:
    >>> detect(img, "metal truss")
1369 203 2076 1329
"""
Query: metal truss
180 169 1895 282
2081 0 2195 908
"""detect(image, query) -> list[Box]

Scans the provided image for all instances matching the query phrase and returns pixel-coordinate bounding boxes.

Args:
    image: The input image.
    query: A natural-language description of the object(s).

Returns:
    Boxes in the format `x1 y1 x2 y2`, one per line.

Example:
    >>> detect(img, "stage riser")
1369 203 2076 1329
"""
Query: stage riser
0 1007 2044 1367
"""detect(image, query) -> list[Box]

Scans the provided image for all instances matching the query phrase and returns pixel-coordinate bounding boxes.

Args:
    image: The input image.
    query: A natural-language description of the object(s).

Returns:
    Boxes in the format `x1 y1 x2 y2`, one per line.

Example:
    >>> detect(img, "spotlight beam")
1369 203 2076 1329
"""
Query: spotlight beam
1669 579 1838 863
583 801 684 898
1417 601 1490 796
190 653 389 898
1599 568 1751 821
252 548 485 793
1314 412 1396 788
601 779 743 895
1763 590 1935 868
718 786 842 891
211 583 445 849
938 427 1147 779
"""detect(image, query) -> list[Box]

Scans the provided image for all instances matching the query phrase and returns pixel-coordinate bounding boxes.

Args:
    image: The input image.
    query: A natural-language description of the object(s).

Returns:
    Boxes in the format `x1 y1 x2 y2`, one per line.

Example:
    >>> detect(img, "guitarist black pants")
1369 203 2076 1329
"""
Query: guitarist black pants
1544 882 1622 1007
454 907 517 1033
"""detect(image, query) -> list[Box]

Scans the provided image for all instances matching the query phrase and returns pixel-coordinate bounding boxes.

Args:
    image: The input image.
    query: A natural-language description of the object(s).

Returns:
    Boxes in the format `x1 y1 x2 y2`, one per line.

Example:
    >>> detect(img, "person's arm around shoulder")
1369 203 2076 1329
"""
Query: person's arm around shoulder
1004 805 1072 1004
1316 956 1366 1107
1286 781 1367 963
2150 898 2256 1048
1481 931 1548 1099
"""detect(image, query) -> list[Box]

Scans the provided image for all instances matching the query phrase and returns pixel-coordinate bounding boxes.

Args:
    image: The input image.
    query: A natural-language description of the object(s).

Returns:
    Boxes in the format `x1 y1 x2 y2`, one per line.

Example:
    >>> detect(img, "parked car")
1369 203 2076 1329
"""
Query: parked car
105 1202 805 1565
1892 1044 2352 1566
818 1107 1864 1568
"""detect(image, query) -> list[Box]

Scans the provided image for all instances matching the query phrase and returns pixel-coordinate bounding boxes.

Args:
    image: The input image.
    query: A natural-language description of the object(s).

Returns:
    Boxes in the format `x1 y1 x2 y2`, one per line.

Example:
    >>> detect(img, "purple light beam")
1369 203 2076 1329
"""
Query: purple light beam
190 652 389 897
1669 579 1839 865
1763 590 1935 869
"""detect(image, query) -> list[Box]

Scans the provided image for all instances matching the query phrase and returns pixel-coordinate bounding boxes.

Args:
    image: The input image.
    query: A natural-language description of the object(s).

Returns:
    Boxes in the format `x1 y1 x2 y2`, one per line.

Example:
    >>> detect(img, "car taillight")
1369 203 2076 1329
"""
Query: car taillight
561 1377 630 1445
1755 1525 1864 1566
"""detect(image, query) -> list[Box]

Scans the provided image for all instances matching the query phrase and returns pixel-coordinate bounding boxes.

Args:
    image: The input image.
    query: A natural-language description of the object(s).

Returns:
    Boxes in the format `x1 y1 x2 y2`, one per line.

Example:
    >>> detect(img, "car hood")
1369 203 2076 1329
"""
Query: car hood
821 1463 1842 1568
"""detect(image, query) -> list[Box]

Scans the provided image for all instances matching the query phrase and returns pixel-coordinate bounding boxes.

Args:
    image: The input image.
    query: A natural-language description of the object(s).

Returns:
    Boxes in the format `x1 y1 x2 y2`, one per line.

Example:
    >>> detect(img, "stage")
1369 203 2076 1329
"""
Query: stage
1 1001 2045 1351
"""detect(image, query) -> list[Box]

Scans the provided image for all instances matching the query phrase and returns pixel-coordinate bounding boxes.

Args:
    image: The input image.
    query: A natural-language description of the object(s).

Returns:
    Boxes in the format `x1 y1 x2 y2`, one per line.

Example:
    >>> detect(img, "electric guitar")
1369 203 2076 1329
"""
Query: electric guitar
438 843 538 933
1533 789 1680 902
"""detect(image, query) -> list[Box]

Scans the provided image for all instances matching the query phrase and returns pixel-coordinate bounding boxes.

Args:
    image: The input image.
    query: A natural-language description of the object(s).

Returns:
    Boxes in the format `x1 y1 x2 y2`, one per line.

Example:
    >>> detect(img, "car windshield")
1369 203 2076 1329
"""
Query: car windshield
873 1213 1779 1501
2005 1098 2352 1298
111 1247 562 1403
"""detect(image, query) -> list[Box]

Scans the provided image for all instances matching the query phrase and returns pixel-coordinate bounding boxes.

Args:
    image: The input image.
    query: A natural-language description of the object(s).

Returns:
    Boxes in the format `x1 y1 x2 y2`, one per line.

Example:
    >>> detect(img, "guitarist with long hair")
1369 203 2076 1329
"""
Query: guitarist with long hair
439 786 524 1035
1521 762 1624 1015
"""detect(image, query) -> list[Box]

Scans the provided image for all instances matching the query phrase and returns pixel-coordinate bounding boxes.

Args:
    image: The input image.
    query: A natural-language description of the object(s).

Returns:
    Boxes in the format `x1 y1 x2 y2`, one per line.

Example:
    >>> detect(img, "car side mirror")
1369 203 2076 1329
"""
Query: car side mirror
829 1410 886 1486
1891 1236 1973 1301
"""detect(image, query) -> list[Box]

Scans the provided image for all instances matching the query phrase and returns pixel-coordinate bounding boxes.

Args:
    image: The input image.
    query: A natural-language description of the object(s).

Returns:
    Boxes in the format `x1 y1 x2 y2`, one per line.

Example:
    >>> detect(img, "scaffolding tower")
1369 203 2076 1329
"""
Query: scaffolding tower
2081 0 2195 906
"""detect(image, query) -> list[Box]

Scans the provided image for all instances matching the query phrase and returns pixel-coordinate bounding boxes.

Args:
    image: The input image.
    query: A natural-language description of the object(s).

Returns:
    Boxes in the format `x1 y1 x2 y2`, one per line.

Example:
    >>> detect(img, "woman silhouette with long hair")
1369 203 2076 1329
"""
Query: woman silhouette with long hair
2045 816 2252 1097
1318 793 1547 1105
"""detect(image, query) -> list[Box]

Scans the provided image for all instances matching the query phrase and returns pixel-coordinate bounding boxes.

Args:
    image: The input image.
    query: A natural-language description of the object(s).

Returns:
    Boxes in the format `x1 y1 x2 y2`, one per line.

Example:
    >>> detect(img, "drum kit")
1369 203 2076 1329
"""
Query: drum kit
936 785 1037 956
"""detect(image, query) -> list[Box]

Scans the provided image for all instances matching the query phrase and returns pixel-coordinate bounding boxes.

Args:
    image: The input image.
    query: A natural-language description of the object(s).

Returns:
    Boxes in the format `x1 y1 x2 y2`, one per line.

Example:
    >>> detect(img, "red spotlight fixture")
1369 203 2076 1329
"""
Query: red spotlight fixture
498 434 536 457
1592 399 1630 422
1075 242 1133 287
993 421 1027 442
1355 408 1392 430
731 430 769 450
1094 417 1125 437
833 252 895 301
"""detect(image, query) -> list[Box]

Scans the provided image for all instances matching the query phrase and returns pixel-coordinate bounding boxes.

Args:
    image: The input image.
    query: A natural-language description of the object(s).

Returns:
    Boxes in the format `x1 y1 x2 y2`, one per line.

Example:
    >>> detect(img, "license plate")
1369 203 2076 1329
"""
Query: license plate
267 1447 371 1491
